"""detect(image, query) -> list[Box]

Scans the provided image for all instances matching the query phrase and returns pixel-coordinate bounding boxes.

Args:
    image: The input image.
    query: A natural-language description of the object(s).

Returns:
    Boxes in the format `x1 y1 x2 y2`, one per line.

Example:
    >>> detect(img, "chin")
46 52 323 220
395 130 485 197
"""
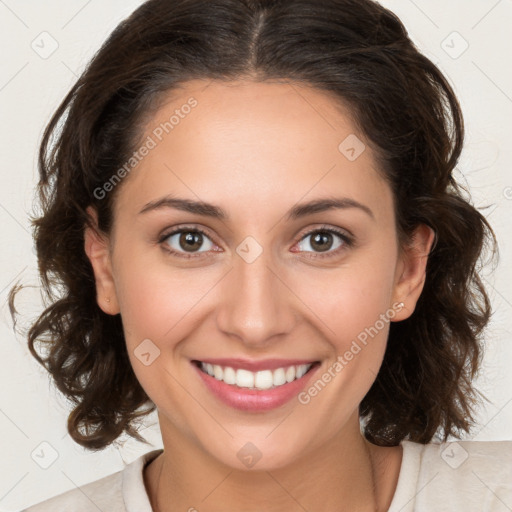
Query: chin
201 432 311 472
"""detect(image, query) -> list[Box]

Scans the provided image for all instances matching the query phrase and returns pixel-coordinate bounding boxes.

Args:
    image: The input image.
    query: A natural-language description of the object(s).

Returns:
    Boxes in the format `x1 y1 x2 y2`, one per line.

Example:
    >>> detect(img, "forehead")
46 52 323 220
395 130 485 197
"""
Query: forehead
113 79 393 225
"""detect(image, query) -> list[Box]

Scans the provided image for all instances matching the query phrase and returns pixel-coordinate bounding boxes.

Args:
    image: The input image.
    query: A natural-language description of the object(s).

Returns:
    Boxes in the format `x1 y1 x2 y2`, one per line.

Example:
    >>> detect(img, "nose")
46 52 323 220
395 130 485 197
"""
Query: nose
215 245 297 348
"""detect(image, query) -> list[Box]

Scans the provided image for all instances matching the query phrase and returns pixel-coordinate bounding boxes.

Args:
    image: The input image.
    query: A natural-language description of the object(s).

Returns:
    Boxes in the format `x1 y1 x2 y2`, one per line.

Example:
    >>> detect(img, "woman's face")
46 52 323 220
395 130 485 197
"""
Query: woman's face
86 79 432 470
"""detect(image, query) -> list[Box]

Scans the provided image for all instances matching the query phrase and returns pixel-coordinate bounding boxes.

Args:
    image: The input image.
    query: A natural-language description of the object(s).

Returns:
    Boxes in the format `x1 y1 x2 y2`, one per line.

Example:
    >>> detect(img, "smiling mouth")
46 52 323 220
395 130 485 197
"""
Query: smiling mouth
192 360 320 390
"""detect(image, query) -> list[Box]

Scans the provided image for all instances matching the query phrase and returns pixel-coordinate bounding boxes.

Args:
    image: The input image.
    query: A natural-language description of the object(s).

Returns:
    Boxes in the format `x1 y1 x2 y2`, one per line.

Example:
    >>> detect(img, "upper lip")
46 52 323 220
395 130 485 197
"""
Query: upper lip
193 358 319 372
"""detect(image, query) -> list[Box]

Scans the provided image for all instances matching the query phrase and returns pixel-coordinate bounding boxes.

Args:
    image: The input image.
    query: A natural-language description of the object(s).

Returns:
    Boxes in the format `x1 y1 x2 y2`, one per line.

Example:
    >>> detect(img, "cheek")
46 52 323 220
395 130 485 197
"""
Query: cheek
292 258 398 426
113 260 212 415
292 251 397 350
113 250 219 348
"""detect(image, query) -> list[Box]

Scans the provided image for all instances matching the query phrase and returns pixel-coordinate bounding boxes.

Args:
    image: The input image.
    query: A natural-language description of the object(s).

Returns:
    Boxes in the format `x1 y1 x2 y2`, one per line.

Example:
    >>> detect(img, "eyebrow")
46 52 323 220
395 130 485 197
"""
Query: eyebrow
139 195 375 221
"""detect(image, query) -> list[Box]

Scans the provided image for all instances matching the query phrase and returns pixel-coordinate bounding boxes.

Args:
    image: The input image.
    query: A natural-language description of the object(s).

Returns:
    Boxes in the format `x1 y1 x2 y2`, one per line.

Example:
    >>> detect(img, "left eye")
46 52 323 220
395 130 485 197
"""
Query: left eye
295 229 349 254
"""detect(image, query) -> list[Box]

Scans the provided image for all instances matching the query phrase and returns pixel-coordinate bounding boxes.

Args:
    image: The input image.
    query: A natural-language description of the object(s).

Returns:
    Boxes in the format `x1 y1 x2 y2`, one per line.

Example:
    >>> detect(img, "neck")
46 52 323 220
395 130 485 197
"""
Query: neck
145 412 401 512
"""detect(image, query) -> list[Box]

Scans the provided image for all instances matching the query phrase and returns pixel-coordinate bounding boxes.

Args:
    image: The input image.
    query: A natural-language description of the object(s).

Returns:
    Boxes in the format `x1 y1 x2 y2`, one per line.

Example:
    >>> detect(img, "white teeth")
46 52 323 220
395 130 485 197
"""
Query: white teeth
285 366 296 383
223 366 236 385
273 367 286 386
213 365 223 380
296 365 308 379
236 369 254 388
199 362 314 389
254 370 273 390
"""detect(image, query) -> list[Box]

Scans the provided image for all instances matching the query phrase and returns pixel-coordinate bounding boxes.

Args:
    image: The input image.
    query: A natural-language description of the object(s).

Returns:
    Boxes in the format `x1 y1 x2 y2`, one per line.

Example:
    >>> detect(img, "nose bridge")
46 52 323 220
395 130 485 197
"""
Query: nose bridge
216 239 295 345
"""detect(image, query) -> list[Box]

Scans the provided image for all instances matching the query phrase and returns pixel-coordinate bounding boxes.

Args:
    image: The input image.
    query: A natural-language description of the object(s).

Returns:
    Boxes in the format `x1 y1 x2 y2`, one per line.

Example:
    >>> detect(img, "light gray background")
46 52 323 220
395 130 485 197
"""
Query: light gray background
0 0 511 510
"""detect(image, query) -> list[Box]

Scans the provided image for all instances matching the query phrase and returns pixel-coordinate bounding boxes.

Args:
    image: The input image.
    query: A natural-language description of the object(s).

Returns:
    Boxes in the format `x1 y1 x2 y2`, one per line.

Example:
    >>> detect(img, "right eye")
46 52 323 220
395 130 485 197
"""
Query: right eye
159 226 219 259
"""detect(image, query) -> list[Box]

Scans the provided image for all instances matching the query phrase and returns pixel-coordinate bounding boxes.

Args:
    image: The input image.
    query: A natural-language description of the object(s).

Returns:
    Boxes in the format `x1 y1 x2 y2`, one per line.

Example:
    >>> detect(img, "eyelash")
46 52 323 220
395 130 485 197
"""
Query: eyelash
157 224 354 260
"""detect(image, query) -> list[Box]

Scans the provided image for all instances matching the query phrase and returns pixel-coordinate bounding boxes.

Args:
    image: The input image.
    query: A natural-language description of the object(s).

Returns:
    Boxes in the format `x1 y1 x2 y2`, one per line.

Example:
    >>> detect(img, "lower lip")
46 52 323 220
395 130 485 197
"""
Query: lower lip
192 361 321 412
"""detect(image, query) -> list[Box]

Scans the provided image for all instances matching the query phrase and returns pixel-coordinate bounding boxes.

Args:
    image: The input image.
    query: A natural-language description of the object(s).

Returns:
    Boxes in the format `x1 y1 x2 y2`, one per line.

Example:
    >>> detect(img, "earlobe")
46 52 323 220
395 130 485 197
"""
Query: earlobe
84 206 120 315
391 224 436 321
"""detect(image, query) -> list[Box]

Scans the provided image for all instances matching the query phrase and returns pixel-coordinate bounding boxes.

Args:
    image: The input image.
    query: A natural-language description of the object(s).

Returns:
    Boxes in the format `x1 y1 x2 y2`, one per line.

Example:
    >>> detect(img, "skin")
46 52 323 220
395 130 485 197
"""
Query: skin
84 79 434 511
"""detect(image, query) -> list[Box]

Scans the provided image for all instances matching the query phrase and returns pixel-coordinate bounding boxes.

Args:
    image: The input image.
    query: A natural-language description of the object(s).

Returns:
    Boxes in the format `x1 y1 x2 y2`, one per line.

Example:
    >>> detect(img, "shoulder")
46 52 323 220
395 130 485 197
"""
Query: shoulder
21 448 162 512
417 438 512 468
389 439 512 512
21 470 124 512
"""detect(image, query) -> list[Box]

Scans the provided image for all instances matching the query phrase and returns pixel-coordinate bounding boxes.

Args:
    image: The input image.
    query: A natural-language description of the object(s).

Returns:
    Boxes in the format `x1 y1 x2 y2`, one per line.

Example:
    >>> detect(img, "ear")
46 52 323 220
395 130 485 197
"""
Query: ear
83 206 120 315
390 223 436 321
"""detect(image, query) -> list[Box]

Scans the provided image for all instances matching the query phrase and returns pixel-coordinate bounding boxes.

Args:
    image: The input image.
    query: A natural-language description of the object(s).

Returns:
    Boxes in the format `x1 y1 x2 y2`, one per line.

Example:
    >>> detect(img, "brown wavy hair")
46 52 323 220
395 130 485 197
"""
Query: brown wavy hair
9 0 496 451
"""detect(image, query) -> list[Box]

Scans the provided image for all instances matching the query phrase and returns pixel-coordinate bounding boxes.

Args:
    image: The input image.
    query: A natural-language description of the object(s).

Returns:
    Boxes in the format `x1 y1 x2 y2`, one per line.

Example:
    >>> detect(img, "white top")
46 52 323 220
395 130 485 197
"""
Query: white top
22 440 512 511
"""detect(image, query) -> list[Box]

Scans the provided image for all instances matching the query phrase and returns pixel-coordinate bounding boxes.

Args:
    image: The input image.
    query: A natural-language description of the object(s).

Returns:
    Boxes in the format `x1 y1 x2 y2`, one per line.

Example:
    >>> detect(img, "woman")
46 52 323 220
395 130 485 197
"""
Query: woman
13 0 511 510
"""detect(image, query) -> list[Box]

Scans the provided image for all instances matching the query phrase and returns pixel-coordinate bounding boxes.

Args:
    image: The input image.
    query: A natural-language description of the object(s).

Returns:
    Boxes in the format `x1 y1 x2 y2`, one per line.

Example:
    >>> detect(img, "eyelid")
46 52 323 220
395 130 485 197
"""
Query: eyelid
158 224 217 244
295 223 354 244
